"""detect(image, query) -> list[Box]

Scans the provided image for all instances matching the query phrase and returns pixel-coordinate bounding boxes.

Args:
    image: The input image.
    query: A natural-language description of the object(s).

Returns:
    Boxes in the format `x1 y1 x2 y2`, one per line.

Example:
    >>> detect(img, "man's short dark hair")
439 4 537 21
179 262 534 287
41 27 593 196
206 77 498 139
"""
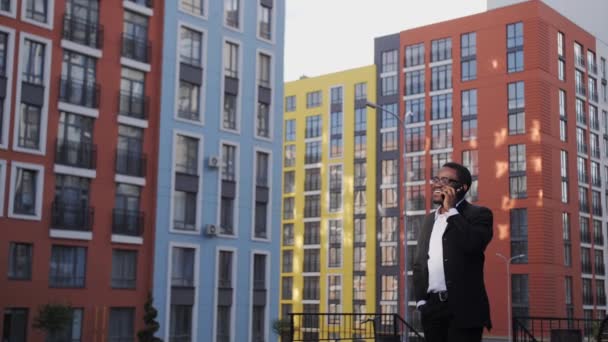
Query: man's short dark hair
442 162 472 190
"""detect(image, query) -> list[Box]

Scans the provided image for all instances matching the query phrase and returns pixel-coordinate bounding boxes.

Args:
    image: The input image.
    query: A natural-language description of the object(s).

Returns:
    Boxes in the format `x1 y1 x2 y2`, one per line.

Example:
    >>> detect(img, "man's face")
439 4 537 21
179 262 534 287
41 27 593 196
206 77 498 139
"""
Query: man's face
431 167 463 205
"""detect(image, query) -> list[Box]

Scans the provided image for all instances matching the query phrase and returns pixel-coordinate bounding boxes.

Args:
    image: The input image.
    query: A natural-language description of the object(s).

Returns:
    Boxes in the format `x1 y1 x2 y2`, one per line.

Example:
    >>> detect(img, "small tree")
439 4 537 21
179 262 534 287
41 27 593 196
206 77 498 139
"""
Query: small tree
33 303 72 337
272 318 292 342
137 293 162 342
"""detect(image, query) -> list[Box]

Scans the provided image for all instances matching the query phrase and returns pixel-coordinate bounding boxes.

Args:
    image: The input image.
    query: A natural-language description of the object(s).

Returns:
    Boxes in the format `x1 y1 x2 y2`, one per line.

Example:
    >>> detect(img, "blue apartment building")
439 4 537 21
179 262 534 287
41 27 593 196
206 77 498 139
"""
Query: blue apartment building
152 0 284 341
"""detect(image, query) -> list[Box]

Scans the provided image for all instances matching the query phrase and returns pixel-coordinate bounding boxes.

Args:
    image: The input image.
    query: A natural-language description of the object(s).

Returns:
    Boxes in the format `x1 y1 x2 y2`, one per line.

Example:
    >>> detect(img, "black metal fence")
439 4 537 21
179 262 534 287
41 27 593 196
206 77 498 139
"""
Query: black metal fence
513 316 603 342
287 313 425 342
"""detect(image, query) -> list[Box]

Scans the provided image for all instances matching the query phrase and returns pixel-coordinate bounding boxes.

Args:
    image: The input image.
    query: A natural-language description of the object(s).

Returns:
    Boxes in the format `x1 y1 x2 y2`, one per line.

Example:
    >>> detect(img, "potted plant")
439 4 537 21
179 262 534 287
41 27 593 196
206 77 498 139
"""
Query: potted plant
137 293 162 342
272 318 292 342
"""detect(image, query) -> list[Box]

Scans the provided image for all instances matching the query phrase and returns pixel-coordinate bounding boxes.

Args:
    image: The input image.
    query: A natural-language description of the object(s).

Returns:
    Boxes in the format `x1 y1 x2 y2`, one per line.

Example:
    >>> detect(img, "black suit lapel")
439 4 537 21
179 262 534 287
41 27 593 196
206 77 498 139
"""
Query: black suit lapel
444 200 469 234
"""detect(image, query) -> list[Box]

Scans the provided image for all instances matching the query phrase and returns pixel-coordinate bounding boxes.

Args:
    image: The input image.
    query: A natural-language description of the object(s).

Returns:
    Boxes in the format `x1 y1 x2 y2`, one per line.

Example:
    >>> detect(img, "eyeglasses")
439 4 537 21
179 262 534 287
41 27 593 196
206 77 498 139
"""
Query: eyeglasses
430 176 460 186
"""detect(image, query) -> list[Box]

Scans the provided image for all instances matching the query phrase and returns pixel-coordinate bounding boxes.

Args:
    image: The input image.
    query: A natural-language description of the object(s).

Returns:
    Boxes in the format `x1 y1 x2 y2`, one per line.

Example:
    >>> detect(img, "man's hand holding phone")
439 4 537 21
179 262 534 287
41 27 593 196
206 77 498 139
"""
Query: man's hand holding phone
441 184 462 211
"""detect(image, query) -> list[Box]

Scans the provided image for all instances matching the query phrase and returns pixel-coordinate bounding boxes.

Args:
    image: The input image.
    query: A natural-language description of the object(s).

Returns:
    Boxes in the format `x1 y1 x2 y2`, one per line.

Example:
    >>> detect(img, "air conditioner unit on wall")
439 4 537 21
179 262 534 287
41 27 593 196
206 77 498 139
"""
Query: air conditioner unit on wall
205 224 218 236
208 156 220 168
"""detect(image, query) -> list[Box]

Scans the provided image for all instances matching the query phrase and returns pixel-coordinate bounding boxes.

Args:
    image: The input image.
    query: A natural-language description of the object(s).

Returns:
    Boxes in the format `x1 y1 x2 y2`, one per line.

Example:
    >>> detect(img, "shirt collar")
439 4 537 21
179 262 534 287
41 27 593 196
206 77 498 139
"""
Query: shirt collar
434 198 466 219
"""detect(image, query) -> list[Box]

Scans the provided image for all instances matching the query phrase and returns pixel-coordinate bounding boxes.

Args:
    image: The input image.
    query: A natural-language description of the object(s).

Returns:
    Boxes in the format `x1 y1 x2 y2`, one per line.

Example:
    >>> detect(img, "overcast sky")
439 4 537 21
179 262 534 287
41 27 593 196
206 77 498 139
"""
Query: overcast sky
284 0 488 81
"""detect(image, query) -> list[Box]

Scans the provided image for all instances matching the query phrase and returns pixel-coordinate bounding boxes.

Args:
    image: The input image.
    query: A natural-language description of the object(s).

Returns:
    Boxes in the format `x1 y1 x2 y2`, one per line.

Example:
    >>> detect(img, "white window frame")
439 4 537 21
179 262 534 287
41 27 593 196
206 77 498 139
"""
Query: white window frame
0 0 17 18
213 246 237 342
178 0 207 19
21 0 55 30
251 147 272 242
248 250 270 342
0 159 6 216
223 0 244 33
217 140 240 238
174 21 207 126
164 242 200 342
220 37 242 134
0 25 15 149
12 32 52 155
169 129 204 235
8 161 45 220
256 0 275 44
254 48 274 141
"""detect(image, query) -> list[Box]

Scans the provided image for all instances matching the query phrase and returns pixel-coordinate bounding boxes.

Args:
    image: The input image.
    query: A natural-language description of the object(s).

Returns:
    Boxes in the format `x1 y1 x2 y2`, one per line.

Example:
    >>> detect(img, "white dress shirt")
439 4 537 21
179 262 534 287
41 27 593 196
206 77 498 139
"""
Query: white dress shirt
416 200 463 308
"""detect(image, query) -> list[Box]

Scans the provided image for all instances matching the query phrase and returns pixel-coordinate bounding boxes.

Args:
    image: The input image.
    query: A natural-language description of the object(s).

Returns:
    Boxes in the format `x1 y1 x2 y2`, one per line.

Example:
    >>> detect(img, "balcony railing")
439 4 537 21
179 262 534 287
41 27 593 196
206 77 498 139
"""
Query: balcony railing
581 230 591 244
583 293 594 305
118 92 148 120
582 262 593 274
513 316 602 342
590 92 599 102
578 173 588 184
577 143 588 155
595 233 604 246
171 277 194 288
593 206 602 216
55 139 97 169
598 295 607 306
589 63 598 75
576 85 587 97
592 178 601 188
59 78 100 108
580 203 589 213
576 55 586 68
115 149 147 178
596 264 605 276
112 209 144 237
51 201 94 231
576 111 587 125
62 14 103 49
121 33 151 64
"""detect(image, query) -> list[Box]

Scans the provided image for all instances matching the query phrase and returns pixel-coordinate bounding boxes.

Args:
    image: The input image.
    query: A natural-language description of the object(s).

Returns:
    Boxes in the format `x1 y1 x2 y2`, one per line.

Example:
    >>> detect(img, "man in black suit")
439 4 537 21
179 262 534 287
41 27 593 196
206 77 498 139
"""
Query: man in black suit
413 162 493 342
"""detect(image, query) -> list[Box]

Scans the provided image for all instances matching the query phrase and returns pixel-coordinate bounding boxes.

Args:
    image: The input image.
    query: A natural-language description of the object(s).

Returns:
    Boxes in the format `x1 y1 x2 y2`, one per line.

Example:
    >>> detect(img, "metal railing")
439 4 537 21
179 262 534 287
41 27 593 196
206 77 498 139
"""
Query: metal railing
59 78 100 108
513 316 602 342
112 209 144 236
116 149 147 178
51 201 94 231
287 313 425 342
62 14 103 49
119 92 148 119
121 33 151 63
55 139 97 169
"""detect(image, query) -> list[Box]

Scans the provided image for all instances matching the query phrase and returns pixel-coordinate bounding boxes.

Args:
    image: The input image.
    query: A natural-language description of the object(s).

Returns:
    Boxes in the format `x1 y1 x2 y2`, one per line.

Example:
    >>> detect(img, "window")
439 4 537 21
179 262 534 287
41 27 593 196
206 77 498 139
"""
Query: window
120 68 146 119
24 0 49 24
306 90 321 108
22 38 45 85
382 160 397 185
596 250 605 275
353 275 366 300
431 152 451 177
354 190 366 214
257 53 271 89
8 242 32 280
557 32 564 57
582 248 592 275
178 81 200 121
590 105 600 130
2 308 28 342
303 276 320 300
17 103 42 150
354 135 367 159
173 191 196 231
509 144 526 198
406 185 425 211
255 151 269 187
283 197 294 220
175 135 199 175
284 171 295 193
285 119 296 141
108 308 134 342
10 164 43 218
563 213 571 266
60 50 97 108
355 107 366 132
577 156 588 183
47 308 83 342
381 188 397 209
180 27 202 66
558 32 565 81
281 277 293 300
221 144 236 181
431 37 451 62
1 0 14 14
382 130 397 152
354 247 366 271
282 223 294 245
304 222 320 245
303 249 320 274
329 165 342 212
181 0 204 16
507 22 524 73
405 70 424 95
462 89 477 141
355 82 367 100
406 126 424 153
224 0 240 28
305 141 321 164
382 75 397 96
577 128 587 154
305 115 322 138
222 93 237 130
592 190 602 216
559 89 567 141
123 11 149 62
381 103 398 128
461 32 477 81
511 274 529 318
381 275 398 301
406 156 425 182
354 162 366 187
111 250 137 289
561 150 568 203
169 305 192 342
431 64 452 91
304 168 321 192
327 275 342 324
251 255 267 340
328 220 342 268
576 70 585 96
224 41 239 79
510 209 528 263
431 93 452 120
284 145 295 167
217 251 234 342
462 150 479 202
431 122 452 149
258 3 272 40
508 81 525 135
304 194 320 218
579 186 589 213
382 50 398 73
282 250 292 273
330 111 343 158
405 98 425 123
285 95 296 112
405 43 424 67
49 245 87 288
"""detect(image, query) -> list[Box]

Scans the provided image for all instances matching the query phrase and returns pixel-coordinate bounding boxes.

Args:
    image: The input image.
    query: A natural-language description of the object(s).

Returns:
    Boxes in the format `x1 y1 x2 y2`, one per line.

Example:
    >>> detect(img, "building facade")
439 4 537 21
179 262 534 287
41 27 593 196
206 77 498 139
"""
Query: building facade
0 0 162 340
280 66 380 338
151 0 285 341
372 0 608 338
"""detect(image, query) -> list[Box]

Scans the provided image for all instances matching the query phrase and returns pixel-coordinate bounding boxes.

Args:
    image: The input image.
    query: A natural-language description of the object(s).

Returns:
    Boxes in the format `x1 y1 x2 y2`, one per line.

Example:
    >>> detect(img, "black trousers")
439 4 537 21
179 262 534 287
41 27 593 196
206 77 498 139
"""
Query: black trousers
420 297 483 342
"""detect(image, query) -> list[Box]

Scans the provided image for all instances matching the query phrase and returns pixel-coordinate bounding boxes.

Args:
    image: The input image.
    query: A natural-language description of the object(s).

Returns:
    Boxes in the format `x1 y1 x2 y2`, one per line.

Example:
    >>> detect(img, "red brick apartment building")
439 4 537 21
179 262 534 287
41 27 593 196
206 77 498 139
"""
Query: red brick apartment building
373 0 608 338
0 0 161 340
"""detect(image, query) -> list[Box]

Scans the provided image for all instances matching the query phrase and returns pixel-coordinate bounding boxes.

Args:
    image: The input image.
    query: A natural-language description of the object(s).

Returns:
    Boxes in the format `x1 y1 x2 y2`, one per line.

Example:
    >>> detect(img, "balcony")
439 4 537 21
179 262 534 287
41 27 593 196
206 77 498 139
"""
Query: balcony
596 264 605 276
580 203 589 213
115 149 147 178
578 143 588 155
112 209 144 237
578 173 589 184
595 233 604 246
593 206 602 216
583 293 594 305
589 63 598 75
576 111 587 125
59 78 100 108
582 262 593 274
576 55 586 68
581 230 591 244
62 15 103 49
51 201 94 232
118 92 148 120
598 294 607 306
576 85 587 97
121 33 150 64
55 140 97 170
592 178 602 188
590 91 599 102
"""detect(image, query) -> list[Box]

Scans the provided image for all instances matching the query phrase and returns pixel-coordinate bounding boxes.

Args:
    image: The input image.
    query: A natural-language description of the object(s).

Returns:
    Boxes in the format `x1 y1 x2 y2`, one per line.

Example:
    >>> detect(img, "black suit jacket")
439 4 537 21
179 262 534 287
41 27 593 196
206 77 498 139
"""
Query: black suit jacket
412 200 494 329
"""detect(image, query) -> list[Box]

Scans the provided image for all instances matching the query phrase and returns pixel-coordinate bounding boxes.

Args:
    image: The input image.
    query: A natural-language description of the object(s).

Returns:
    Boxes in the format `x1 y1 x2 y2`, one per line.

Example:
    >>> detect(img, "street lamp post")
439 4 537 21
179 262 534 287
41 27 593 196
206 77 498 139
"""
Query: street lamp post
365 101 413 325
496 253 526 342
